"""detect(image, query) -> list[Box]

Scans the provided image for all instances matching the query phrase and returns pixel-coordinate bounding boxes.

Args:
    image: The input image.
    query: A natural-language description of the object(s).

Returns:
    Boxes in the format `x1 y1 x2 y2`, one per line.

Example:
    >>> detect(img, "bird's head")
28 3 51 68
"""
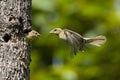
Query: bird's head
27 30 40 40
49 28 63 35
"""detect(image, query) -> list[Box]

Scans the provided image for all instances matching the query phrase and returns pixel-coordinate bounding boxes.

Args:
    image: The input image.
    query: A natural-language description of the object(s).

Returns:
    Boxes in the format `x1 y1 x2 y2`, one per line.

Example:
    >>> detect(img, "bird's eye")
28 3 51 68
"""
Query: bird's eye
54 29 57 31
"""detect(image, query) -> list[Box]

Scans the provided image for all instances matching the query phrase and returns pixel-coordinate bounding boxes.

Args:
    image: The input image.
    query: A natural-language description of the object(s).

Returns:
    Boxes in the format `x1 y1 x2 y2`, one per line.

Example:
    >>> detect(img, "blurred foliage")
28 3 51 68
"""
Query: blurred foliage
31 0 120 80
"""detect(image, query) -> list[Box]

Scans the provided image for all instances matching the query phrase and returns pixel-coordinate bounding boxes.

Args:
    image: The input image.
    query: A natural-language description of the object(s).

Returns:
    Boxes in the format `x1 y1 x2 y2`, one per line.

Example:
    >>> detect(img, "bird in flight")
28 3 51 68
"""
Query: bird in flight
49 28 106 56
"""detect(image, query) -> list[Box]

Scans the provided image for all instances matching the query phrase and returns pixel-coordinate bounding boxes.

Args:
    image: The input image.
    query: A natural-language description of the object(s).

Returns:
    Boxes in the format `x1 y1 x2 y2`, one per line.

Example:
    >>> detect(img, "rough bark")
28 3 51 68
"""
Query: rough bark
0 0 31 80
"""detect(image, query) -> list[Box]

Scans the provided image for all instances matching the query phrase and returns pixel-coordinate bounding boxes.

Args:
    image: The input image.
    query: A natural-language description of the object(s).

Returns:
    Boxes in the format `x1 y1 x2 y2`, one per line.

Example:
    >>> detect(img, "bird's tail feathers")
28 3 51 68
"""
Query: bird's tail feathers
84 35 106 47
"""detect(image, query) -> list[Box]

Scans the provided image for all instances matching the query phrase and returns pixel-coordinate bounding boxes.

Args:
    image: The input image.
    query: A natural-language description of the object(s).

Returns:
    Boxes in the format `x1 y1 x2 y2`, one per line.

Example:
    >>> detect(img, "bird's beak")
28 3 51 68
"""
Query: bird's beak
37 33 40 37
49 30 54 34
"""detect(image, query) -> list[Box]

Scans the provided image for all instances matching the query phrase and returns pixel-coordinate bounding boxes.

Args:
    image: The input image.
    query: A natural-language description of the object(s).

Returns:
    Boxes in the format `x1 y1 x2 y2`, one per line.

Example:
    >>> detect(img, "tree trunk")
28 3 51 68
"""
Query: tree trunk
0 0 31 80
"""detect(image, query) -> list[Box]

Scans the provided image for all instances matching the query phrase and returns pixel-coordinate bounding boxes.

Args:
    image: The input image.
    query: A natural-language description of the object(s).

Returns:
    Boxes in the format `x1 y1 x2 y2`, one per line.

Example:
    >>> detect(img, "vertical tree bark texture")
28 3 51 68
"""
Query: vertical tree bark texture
0 0 31 80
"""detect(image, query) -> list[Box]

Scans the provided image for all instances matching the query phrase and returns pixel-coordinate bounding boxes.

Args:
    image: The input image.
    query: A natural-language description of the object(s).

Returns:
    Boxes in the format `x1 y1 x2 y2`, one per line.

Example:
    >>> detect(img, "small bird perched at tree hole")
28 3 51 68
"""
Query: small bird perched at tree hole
49 28 106 56
26 30 40 42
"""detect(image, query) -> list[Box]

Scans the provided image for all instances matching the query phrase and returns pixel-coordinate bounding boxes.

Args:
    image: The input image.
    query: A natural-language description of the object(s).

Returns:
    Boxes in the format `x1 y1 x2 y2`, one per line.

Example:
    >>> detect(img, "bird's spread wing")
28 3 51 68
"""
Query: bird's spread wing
64 29 85 54
70 46 77 56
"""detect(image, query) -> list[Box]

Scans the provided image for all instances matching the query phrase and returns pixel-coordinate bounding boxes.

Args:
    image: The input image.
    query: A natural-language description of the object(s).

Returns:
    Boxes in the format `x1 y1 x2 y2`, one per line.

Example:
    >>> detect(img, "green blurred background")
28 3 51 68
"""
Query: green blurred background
31 0 120 80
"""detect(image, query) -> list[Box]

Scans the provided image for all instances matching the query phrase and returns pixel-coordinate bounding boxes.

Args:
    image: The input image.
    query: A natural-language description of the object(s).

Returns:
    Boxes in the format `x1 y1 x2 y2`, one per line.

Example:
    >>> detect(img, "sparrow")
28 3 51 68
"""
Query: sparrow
26 30 40 42
49 28 106 56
